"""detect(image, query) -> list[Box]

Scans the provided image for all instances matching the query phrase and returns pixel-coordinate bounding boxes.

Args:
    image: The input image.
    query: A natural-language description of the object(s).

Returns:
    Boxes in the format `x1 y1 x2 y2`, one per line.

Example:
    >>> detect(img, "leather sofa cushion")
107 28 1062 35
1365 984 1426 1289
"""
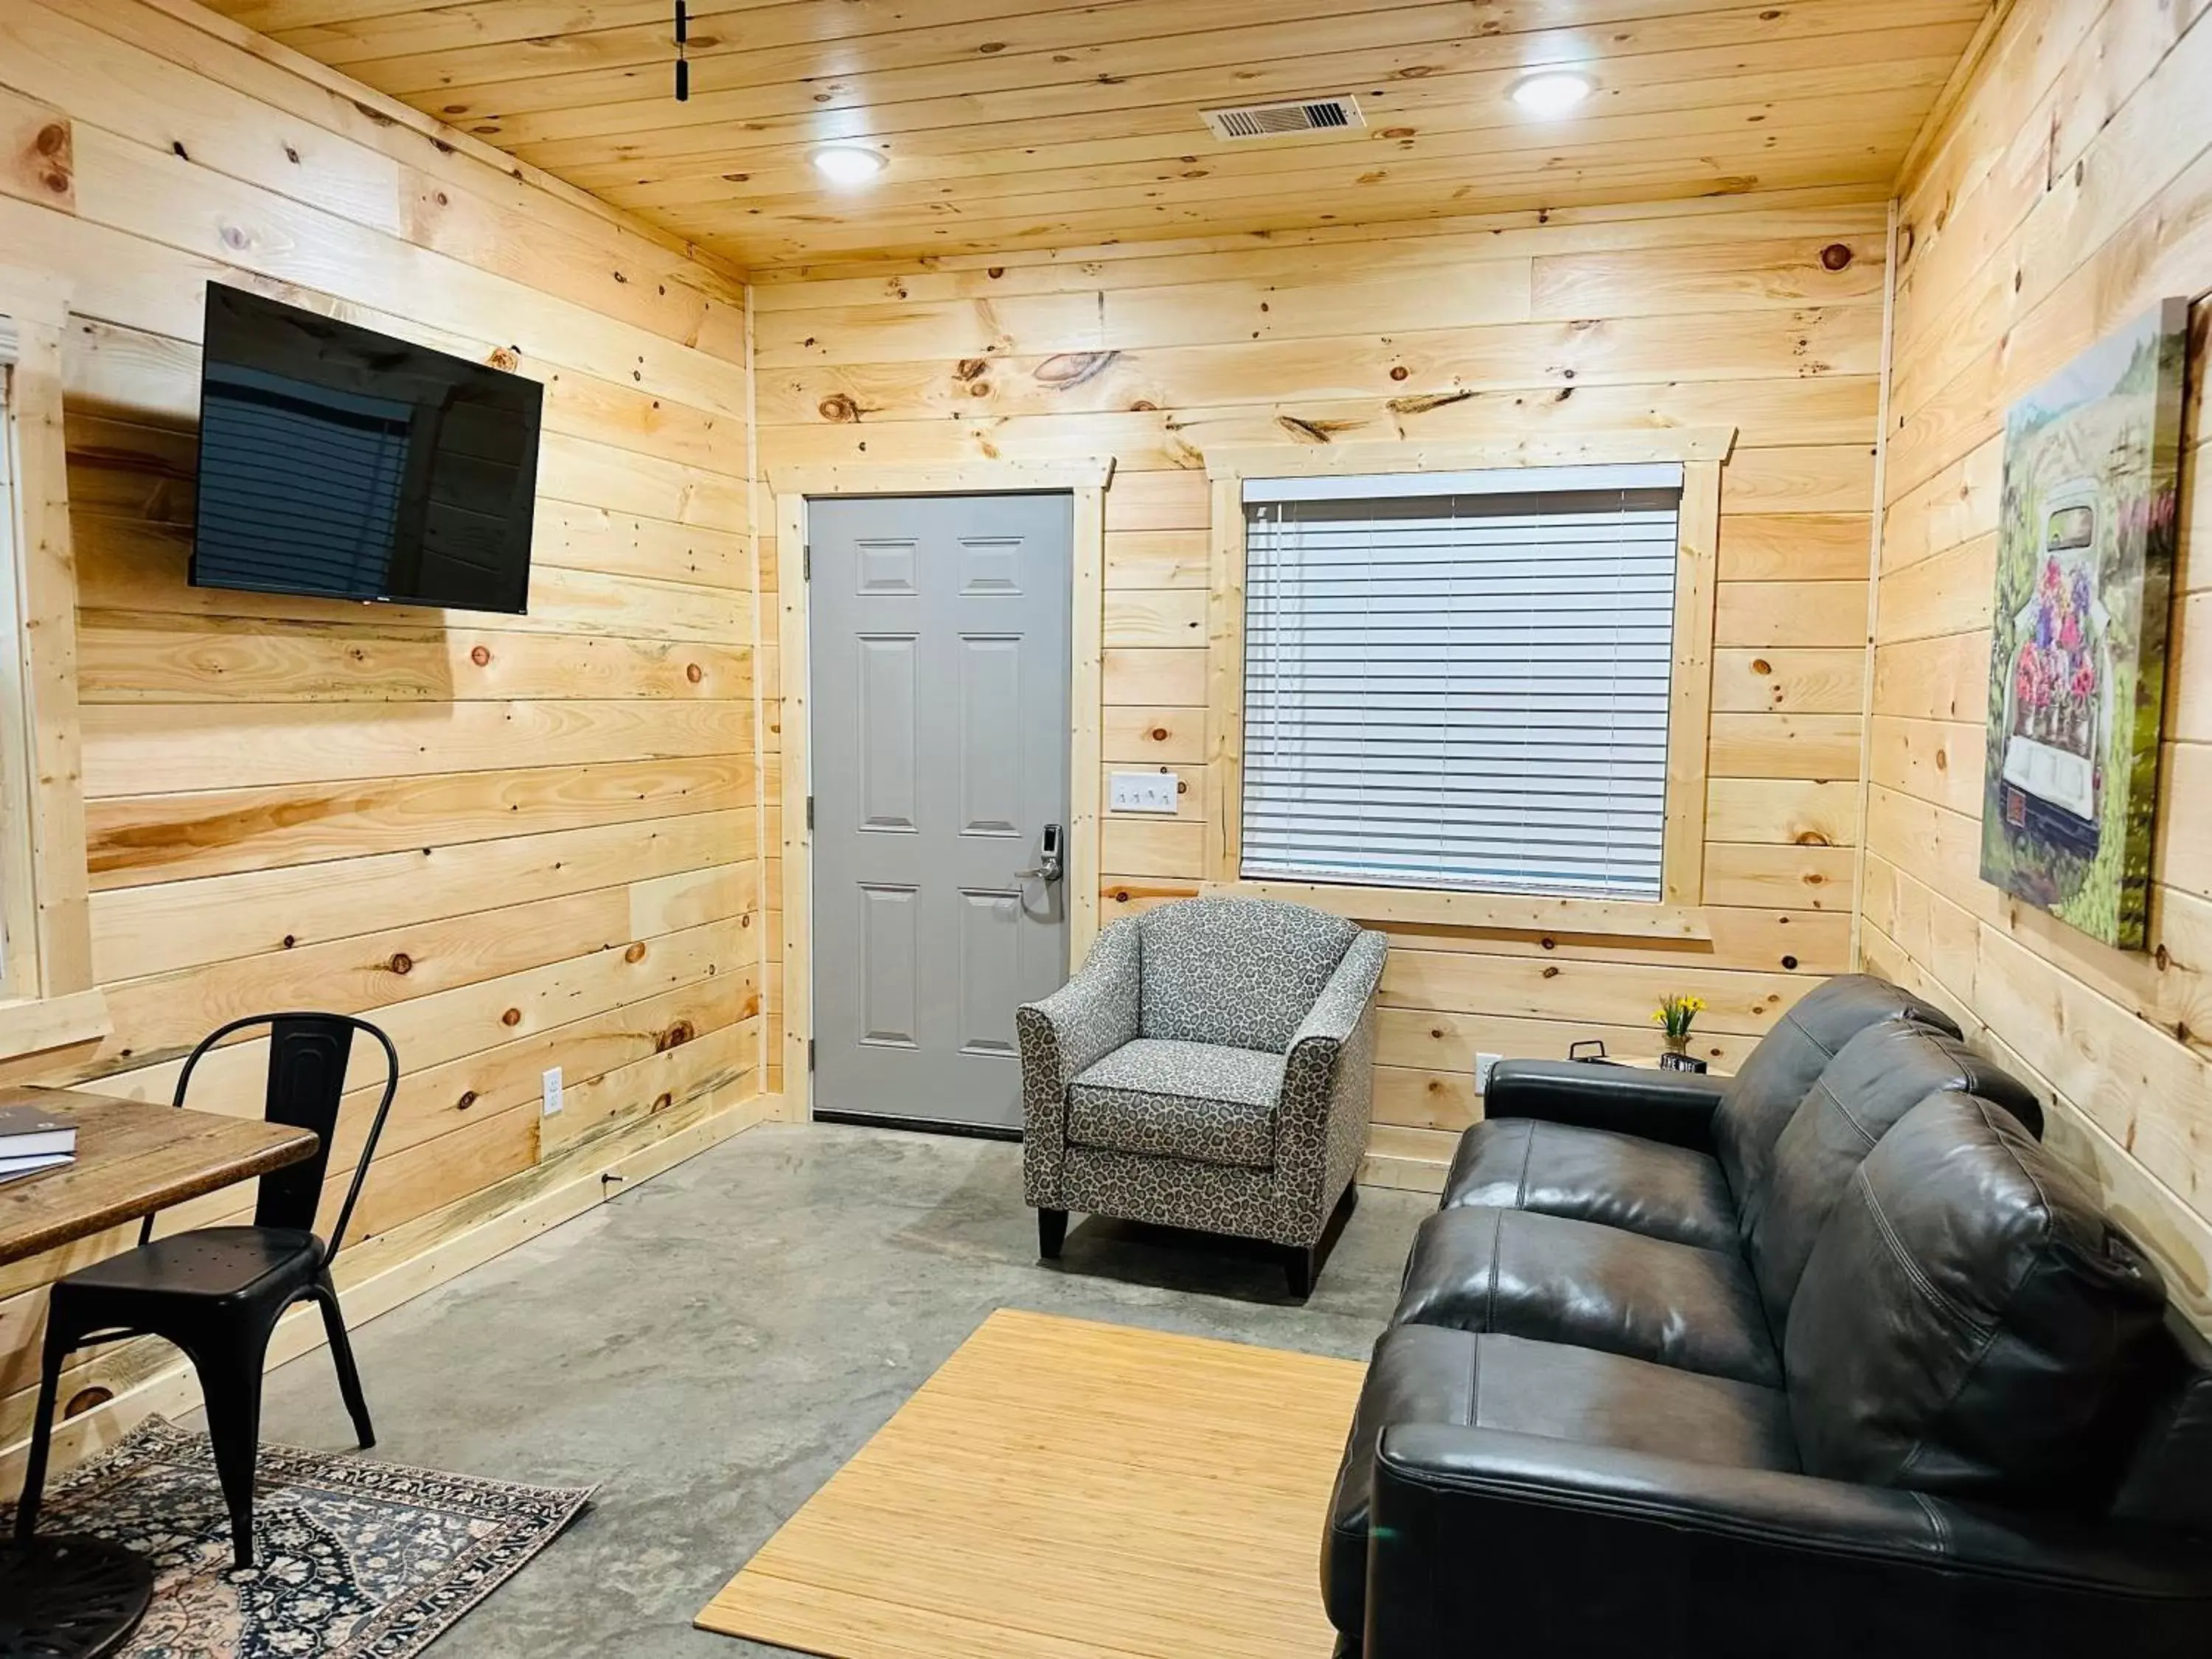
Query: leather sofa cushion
1743 1020 2045 1332
1787 1093 2170 1510
1439 1118 1737 1251
1134 896 1354 1052
1391 1206 1780 1387
1713 973 1957 1210
1323 1323 1797 1636
1067 1038 1282 1168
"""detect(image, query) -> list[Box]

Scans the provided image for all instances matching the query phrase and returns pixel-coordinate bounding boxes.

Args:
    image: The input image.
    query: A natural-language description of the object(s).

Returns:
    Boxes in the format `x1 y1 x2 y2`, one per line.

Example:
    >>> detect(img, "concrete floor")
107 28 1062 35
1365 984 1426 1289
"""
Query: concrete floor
218 1122 1429 1658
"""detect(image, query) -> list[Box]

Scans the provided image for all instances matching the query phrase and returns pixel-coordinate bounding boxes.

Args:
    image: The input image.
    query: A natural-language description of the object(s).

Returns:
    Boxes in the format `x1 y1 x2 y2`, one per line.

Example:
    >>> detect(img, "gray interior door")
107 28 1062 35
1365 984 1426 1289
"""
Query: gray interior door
808 493 1073 1130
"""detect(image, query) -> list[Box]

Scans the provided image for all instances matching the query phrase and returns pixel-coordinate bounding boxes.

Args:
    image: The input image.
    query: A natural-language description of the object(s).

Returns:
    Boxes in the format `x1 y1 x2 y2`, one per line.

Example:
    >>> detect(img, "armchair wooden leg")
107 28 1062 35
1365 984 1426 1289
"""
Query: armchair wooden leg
1037 1208 1068 1259
1287 1182 1360 1299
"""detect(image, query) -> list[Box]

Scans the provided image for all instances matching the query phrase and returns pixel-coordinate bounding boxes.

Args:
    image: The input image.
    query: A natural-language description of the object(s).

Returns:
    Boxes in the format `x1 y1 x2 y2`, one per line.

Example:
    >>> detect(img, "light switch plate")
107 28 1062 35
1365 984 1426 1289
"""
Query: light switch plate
1110 770 1180 814
1474 1052 1502 1094
541 1065 564 1116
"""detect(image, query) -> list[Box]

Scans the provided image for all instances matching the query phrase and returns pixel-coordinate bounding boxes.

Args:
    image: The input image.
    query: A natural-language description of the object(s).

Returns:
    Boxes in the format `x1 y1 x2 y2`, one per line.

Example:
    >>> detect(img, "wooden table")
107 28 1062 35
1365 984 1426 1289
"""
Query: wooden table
0 1085 317 1265
0 1083 319 1658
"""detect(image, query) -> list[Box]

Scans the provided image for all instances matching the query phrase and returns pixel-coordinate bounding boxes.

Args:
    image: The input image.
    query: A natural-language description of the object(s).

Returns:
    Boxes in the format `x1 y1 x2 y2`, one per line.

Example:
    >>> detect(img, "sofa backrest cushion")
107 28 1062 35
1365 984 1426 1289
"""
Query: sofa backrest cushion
1786 1093 2168 1511
1714 973 1958 1206
1744 1021 2044 1332
1136 897 1357 1052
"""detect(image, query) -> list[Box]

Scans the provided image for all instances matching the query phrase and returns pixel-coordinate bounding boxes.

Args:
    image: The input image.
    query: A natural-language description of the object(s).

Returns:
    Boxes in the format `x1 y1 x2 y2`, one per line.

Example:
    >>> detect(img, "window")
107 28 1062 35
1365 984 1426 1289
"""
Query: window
1239 462 1686 902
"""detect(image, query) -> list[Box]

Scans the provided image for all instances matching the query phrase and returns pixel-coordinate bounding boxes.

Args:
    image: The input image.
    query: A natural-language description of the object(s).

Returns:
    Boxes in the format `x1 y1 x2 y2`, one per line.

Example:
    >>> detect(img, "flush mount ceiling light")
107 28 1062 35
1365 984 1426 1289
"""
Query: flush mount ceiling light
1510 71 1594 116
811 145 887 184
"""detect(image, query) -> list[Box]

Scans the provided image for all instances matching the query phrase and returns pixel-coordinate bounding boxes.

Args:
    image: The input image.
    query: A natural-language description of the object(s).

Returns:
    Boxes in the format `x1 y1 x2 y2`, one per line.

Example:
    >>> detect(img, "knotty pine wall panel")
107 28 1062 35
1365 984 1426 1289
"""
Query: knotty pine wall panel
0 0 762 1443
754 189 1890 1172
1862 0 2212 1323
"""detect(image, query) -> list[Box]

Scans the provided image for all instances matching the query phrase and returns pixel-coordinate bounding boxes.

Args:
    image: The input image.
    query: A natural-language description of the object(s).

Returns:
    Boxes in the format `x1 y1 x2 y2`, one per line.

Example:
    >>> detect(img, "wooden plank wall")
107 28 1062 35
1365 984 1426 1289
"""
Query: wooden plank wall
0 0 764 1456
752 188 1890 1182
1863 0 2212 1322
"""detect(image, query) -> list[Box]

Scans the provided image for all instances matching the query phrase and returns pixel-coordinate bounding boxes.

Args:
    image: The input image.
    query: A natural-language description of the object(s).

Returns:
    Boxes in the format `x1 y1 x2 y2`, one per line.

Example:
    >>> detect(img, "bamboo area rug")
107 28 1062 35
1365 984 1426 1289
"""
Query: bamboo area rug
697 1307 1366 1658
2 1416 591 1658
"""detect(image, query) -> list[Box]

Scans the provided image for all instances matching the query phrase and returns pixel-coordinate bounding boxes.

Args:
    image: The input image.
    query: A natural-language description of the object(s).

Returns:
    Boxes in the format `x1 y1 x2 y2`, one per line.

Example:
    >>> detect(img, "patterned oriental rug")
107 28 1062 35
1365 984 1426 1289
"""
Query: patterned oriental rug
2 1417 591 1658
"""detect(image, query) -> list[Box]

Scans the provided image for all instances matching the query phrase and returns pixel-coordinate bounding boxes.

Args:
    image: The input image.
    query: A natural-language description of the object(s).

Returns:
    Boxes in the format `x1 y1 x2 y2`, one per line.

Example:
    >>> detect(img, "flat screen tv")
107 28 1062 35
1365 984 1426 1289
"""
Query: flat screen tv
190 284 542 615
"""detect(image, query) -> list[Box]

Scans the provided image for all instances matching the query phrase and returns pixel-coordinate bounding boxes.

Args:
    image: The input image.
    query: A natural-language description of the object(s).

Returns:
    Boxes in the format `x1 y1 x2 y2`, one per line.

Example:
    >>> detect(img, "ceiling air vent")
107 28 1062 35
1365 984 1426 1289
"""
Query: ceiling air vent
1202 94 1364 142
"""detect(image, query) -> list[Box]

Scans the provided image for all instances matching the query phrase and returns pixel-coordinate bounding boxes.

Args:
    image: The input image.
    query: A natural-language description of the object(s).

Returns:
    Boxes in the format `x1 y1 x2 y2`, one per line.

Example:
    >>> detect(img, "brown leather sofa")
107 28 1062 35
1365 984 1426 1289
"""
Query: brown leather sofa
1322 974 2212 1657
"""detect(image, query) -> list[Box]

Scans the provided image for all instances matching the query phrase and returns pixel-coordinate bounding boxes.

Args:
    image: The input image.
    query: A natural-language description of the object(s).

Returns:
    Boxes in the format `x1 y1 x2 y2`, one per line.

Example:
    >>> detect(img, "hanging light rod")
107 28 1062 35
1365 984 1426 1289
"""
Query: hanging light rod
674 0 690 102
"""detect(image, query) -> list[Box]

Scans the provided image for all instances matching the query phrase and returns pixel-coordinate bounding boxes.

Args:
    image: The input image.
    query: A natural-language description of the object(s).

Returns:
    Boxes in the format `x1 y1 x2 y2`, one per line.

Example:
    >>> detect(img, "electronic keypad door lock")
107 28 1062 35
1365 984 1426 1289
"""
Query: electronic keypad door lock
1017 823 1065 886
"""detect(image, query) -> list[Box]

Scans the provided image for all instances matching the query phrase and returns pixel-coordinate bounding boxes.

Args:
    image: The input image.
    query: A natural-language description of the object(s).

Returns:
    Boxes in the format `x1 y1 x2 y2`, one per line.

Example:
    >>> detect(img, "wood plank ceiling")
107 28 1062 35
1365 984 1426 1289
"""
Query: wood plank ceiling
202 0 1993 272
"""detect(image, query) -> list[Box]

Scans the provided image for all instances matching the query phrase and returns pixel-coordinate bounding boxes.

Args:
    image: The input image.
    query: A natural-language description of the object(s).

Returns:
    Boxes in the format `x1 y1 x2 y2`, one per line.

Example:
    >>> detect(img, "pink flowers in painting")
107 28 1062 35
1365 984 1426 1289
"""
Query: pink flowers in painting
2013 555 2098 752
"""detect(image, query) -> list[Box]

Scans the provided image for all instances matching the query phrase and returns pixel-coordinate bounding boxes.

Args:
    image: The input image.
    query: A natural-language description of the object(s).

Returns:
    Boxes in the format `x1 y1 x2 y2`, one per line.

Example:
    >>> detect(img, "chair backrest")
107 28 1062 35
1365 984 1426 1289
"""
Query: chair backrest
153 1012 401 1265
1135 897 1357 1052
1711 973 1958 1205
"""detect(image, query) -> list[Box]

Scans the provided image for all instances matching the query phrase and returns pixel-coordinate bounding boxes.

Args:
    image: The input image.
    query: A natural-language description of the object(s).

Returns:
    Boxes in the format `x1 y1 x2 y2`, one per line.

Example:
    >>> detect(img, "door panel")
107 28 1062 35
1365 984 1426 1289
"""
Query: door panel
858 883 919 1048
857 633 919 831
959 633 1024 836
810 493 1073 1129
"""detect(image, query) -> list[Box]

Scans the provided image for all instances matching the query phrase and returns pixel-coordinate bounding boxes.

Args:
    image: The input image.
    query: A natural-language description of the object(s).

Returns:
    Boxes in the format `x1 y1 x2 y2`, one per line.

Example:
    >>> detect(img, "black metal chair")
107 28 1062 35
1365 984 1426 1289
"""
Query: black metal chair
14 1013 400 1569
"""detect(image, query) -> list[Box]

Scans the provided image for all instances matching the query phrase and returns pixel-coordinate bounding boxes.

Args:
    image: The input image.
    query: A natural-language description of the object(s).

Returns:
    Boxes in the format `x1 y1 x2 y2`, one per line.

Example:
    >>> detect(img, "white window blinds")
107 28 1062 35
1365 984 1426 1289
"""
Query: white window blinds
1240 463 1683 902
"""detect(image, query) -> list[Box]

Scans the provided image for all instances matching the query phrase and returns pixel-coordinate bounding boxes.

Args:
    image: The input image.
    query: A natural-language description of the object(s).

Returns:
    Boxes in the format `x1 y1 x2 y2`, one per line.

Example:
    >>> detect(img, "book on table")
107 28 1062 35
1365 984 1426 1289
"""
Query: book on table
0 1152 72 1185
0 1104 77 1183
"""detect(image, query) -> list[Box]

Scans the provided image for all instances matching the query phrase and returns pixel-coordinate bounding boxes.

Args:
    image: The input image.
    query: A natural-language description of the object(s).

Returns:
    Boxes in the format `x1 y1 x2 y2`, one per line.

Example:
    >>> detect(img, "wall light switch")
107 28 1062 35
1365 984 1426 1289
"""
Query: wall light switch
1474 1052 1502 1094
541 1065 564 1116
1110 770 1181 814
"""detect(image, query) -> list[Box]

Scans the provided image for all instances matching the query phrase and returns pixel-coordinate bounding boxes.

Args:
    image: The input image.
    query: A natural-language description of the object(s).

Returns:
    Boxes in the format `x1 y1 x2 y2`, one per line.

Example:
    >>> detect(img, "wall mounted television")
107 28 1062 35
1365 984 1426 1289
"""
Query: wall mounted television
190 284 543 616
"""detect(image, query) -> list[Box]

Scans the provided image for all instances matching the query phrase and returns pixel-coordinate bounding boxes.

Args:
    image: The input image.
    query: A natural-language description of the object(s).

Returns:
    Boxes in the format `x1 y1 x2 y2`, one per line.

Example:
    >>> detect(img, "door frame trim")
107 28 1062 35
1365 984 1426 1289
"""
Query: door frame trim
768 459 1115 1124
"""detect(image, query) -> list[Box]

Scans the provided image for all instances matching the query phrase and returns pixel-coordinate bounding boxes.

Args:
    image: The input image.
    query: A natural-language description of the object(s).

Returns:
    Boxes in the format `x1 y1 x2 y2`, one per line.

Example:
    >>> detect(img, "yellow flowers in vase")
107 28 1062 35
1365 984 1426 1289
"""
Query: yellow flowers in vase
1654 994 1705 1064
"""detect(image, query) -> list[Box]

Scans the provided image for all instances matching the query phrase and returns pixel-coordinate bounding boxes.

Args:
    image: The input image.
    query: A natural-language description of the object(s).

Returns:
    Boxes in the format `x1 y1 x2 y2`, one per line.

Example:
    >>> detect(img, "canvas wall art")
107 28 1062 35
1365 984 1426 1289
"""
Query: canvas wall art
1980 297 2190 951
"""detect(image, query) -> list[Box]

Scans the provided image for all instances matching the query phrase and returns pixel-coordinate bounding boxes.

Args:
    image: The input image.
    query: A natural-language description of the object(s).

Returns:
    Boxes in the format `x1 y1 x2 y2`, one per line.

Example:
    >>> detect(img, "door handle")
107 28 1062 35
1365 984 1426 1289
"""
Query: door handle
1016 822 1065 885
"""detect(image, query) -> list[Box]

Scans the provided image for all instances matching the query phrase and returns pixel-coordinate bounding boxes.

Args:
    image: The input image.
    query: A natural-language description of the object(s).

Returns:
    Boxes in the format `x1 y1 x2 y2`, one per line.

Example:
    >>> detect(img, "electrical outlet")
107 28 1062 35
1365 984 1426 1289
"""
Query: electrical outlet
541 1065 564 1116
1474 1052 1502 1094
1109 769 1181 813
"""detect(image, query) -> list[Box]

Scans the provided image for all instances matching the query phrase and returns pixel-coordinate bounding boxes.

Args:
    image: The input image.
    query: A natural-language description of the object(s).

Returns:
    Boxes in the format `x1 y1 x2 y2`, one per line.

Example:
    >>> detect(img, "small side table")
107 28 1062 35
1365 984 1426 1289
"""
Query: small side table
1615 1055 1736 1079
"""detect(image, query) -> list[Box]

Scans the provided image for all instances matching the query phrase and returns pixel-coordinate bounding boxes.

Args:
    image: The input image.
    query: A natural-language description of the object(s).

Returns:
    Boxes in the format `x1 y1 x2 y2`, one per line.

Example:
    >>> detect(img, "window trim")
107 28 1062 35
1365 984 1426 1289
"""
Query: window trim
0 284 110 1062
1199 431 1732 939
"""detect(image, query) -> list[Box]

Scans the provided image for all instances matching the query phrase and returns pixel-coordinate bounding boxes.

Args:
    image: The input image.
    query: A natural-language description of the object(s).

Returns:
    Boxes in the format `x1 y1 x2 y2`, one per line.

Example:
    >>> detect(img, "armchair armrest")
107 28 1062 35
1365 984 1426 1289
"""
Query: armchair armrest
1287 931 1389 1059
1016 919 1141 1206
1020 919 1141 1084
1366 1425 2212 1658
1482 1057 1728 1150
1275 931 1388 1234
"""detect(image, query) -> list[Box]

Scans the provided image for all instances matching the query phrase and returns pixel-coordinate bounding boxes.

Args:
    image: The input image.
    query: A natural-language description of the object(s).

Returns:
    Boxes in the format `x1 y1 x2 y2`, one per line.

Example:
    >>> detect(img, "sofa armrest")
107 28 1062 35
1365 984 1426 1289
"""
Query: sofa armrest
1481 1057 1728 1150
1016 919 1141 1206
1365 1425 2212 1658
1270 932 1388 1235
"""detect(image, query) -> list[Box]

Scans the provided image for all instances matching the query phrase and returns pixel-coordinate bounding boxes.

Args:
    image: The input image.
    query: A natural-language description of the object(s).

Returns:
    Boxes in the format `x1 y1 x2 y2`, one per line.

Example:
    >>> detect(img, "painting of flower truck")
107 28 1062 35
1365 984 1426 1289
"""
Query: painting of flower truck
1979 298 2190 951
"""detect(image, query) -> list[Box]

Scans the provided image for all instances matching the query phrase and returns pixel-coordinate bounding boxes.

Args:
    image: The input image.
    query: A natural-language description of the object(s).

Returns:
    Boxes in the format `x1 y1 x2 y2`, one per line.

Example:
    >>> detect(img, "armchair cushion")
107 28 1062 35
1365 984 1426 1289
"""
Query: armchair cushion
1135 896 1357 1052
1067 1038 1284 1169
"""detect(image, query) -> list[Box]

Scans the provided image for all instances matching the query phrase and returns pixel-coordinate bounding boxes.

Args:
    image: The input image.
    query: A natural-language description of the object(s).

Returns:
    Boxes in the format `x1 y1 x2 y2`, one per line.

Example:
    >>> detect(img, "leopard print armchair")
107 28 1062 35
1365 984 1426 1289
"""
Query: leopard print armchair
1016 896 1387 1297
